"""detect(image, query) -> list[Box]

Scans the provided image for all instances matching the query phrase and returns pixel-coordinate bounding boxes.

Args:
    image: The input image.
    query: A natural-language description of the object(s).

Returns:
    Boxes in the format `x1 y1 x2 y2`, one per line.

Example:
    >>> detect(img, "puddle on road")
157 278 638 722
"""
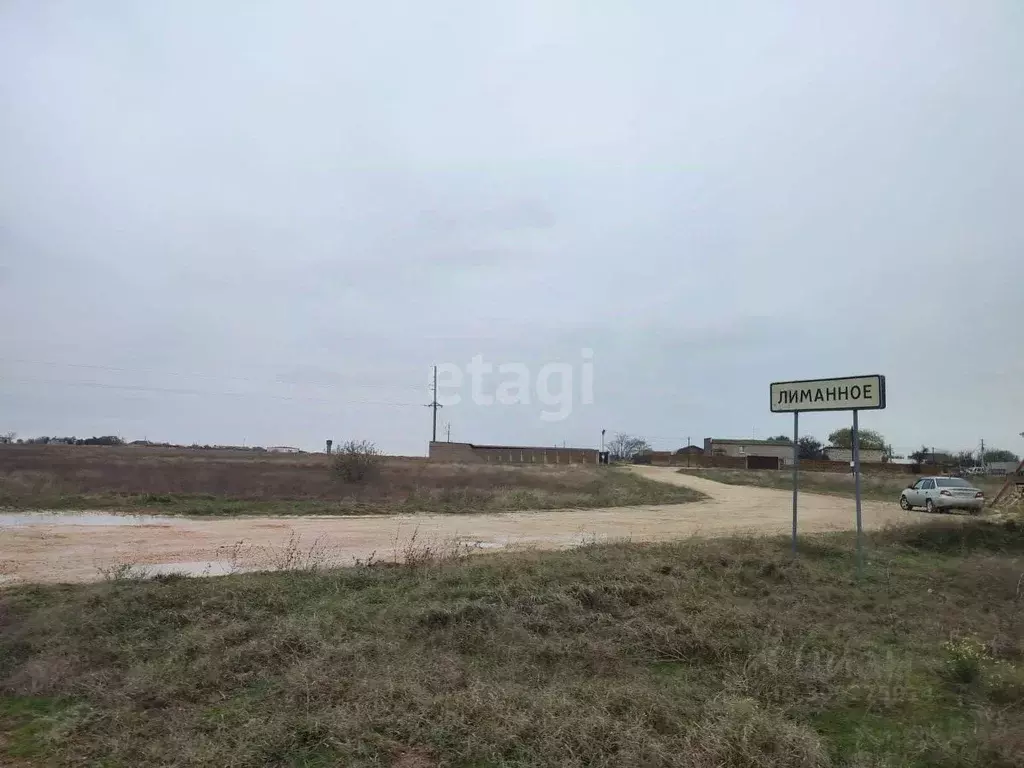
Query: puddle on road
0 512 180 527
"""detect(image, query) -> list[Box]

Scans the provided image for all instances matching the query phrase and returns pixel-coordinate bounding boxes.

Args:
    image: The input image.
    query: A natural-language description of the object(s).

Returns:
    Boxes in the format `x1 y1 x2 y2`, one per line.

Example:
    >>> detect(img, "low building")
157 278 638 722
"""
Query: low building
429 441 598 464
986 461 1021 475
703 438 793 468
824 447 886 464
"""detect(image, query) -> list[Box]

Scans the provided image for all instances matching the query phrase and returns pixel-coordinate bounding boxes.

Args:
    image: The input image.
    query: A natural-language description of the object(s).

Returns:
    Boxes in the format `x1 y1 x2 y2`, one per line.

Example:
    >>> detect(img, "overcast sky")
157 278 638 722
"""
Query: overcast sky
2 1 1022 456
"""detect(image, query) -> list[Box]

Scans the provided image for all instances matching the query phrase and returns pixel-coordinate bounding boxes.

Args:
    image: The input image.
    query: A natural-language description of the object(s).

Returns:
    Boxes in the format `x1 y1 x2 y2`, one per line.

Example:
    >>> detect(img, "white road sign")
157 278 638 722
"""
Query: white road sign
770 375 886 413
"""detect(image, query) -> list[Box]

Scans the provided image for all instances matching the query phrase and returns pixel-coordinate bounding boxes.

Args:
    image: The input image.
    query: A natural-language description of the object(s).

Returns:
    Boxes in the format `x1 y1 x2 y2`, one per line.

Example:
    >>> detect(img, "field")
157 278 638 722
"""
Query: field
2 520 1023 767
679 468 1007 504
0 445 700 515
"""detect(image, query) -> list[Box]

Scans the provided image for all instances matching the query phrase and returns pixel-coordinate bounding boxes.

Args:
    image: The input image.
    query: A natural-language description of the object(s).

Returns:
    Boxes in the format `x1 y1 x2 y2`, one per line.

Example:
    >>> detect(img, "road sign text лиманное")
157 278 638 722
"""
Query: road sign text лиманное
770 375 886 413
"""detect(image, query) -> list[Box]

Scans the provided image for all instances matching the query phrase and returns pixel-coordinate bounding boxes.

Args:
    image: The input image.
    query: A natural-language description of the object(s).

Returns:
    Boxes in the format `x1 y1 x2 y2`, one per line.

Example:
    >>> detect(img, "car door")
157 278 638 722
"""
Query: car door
920 478 936 506
906 479 924 505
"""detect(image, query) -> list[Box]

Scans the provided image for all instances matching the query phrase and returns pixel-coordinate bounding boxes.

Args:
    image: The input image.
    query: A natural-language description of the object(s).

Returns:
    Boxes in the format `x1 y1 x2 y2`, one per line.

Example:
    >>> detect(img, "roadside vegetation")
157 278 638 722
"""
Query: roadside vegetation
0 445 701 515
2 520 1022 766
680 467 1006 504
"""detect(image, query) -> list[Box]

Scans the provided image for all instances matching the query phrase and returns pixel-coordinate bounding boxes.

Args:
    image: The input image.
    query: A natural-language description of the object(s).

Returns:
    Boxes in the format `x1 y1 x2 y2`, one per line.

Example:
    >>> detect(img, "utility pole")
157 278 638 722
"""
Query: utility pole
687 436 691 468
445 422 451 442
425 365 443 443
980 438 986 472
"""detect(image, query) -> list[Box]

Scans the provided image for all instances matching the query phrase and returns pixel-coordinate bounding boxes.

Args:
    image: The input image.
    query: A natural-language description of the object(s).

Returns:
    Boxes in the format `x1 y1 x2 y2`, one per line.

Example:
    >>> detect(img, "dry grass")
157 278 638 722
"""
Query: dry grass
681 467 1006 504
0 445 701 515
2 520 1023 766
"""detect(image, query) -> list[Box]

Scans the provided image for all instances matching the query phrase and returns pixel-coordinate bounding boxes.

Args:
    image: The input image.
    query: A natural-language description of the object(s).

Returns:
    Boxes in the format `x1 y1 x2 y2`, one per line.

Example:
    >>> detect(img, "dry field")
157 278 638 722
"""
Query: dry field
0 445 697 515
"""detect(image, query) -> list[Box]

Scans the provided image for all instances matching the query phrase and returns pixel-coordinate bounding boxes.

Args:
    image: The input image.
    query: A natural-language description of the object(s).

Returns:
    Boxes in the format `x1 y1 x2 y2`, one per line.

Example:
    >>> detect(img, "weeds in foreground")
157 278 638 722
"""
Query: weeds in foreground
256 531 331 572
391 525 484 569
94 562 150 582
5 521 1023 767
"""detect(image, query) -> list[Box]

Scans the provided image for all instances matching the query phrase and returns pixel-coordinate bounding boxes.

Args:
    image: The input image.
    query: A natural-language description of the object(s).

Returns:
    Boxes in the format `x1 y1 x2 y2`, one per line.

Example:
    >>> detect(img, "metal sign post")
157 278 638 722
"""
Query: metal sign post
852 409 864 574
792 411 799 554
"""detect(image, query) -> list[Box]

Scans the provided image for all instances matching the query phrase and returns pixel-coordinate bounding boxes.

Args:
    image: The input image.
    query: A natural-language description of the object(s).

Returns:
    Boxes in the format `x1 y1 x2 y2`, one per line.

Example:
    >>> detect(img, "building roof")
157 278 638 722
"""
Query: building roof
825 446 885 452
708 438 792 446
432 441 596 452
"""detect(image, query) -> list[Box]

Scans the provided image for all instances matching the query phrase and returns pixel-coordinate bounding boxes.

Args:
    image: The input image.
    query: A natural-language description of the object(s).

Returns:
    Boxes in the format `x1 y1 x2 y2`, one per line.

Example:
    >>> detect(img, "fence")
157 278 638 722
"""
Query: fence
648 451 950 476
429 441 599 465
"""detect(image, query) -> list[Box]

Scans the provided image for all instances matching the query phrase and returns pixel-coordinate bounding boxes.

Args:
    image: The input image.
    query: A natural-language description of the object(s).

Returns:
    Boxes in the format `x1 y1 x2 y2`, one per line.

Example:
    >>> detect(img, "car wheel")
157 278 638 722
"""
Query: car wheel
925 498 935 514
899 495 912 510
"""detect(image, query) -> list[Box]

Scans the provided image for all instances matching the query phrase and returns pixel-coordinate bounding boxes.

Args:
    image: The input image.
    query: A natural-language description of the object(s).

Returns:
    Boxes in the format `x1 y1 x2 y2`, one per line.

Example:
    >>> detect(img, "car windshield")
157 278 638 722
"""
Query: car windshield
936 478 971 488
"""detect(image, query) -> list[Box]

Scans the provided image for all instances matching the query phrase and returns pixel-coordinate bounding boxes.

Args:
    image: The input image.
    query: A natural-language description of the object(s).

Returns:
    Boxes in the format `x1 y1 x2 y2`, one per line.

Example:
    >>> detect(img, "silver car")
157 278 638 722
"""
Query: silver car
899 476 985 514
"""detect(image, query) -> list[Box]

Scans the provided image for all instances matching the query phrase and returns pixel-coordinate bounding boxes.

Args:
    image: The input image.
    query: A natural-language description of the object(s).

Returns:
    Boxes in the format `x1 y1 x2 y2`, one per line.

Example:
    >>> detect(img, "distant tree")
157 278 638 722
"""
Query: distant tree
827 428 886 450
797 436 824 460
0 431 15 444
81 436 124 446
766 435 791 444
909 446 930 463
607 433 652 461
955 450 978 467
984 449 1020 464
331 439 382 483
21 435 126 446
909 445 953 464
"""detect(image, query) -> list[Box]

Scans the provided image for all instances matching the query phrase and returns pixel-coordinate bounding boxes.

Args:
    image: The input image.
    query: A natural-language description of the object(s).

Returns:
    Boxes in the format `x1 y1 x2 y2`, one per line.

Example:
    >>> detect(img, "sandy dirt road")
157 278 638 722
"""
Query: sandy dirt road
0 467 919 584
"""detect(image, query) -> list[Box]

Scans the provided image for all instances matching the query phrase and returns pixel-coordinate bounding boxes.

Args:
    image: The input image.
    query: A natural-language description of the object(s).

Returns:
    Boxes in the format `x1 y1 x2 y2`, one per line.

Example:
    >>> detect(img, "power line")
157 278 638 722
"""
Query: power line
0 376 425 407
0 357 427 392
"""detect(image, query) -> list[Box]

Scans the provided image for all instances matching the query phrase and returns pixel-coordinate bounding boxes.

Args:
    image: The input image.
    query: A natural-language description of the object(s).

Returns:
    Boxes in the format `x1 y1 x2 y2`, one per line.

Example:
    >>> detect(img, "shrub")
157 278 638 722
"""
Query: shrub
331 439 381 483
942 636 990 685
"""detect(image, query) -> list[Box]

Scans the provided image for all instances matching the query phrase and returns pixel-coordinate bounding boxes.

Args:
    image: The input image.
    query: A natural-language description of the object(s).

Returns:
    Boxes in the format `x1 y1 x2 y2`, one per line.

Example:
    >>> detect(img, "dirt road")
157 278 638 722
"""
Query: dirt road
1 467 918 584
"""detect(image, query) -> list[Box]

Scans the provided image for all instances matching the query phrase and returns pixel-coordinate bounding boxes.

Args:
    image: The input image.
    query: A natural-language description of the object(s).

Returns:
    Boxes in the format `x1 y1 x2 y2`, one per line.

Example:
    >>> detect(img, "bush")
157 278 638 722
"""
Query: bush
331 439 381 483
942 637 990 685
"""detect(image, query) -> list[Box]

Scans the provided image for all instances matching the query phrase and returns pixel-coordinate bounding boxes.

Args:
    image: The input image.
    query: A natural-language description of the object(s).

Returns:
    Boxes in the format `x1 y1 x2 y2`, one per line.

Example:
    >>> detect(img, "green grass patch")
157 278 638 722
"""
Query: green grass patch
0 695 80 760
2 520 1022 766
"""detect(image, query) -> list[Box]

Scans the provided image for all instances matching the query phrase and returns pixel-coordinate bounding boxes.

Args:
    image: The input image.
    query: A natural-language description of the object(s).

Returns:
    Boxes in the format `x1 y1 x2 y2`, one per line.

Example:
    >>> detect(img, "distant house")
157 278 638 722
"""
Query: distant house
824 447 886 464
986 461 1021 475
267 446 301 454
704 438 794 467
674 445 704 456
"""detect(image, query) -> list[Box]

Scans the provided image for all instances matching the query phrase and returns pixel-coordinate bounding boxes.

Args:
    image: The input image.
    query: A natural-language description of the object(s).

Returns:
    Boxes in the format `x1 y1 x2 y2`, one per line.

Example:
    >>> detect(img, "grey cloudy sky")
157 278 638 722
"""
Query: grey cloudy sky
2 1 1022 456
